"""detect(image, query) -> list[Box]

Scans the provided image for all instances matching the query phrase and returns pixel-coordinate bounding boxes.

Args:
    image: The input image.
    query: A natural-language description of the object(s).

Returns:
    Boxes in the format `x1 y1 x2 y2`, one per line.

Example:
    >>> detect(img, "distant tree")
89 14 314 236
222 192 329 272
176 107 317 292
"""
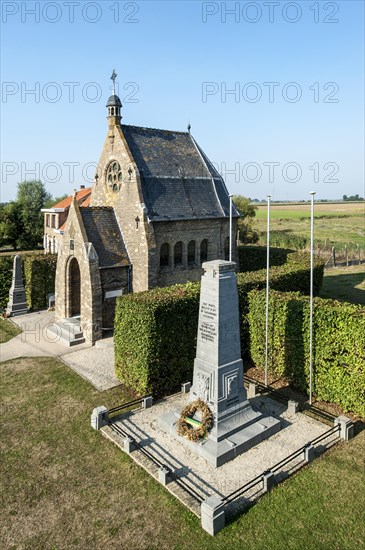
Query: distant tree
0 202 22 249
232 195 258 243
343 194 363 201
16 180 51 249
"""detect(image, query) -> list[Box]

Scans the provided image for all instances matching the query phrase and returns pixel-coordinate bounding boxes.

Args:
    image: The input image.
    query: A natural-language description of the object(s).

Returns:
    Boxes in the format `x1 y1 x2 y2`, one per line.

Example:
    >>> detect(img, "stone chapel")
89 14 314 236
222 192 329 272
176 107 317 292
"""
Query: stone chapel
54 73 239 345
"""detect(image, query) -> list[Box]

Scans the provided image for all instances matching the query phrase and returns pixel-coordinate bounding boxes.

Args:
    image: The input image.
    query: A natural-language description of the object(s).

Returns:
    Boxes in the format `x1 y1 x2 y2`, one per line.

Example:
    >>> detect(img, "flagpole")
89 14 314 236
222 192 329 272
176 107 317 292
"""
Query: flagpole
265 195 271 386
229 195 233 262
309 191 316 405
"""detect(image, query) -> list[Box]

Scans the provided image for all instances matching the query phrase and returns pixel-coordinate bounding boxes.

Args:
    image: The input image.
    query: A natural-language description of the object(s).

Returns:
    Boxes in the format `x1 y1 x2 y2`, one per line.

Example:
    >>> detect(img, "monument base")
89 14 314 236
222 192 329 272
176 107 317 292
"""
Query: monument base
6 301 28 316
158 403 281 468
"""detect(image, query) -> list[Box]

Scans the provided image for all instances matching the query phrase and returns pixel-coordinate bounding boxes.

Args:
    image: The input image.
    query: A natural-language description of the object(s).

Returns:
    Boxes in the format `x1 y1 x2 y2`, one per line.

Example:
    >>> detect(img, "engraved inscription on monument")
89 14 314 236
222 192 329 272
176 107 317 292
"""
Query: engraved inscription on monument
200 302 217 343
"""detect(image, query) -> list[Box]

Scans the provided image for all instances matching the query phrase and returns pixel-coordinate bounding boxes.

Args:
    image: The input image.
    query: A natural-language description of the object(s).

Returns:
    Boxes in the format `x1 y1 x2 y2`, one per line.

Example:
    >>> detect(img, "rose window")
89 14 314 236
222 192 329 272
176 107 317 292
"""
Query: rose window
106 161 122 192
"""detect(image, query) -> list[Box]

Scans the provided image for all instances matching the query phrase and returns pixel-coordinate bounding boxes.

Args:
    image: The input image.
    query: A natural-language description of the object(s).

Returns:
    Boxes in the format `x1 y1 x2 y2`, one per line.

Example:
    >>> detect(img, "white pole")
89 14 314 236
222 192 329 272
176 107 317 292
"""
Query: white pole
229 194 233 262
309 191 316 405
265 195 271 386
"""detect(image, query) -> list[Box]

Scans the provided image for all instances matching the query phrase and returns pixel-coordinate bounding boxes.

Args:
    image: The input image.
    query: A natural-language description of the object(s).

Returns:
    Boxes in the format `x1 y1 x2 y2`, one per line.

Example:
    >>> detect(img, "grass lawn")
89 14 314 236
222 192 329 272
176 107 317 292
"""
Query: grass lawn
1 357 364 549
320 265 365 305
0 318 22 344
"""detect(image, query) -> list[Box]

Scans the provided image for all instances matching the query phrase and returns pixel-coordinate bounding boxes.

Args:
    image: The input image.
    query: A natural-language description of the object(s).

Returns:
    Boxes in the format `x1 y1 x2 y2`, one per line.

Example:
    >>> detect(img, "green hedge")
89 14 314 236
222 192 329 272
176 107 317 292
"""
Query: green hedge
115 252 324 396
0 253 57 310
24 254 57 310
115 282 201 395
0 256 14 308
247 289 365 416
238 245 293 272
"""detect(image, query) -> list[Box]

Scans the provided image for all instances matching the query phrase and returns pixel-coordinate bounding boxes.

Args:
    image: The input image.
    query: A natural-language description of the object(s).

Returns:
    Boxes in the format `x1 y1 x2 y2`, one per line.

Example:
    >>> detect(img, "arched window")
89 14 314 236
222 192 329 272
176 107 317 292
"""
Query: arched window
160 243 169 267
200 239 208 264
174 241 183 267
224 237 230 261
188 241 196 266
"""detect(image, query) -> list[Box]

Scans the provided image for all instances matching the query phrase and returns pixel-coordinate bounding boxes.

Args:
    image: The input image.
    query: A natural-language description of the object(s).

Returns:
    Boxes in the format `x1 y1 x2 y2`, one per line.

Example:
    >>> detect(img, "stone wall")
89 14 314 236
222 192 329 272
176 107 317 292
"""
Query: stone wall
100 266 129 329
55 199 103 344
152 218 238 287
91 124 154 292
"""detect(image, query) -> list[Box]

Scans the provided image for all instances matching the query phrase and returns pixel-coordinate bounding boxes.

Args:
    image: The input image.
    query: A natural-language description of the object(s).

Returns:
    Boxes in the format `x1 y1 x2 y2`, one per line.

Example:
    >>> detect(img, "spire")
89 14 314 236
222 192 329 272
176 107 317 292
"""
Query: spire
106 69 122 128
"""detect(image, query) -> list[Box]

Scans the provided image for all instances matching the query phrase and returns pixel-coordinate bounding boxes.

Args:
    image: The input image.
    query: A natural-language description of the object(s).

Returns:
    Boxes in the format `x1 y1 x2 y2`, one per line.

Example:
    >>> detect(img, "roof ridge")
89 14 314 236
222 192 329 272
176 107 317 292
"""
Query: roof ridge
122 124 189 135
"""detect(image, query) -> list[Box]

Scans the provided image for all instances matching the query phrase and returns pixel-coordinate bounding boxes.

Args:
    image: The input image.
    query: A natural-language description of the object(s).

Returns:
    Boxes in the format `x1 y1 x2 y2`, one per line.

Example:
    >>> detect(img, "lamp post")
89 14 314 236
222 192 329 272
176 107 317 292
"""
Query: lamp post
309 191 316 405
265 195 271 386
229 194 233 262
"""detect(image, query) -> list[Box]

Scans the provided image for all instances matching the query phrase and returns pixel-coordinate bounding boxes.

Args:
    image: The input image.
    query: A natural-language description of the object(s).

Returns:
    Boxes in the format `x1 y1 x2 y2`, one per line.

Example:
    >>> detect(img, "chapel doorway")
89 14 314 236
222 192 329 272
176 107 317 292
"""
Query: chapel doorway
69 257 81 317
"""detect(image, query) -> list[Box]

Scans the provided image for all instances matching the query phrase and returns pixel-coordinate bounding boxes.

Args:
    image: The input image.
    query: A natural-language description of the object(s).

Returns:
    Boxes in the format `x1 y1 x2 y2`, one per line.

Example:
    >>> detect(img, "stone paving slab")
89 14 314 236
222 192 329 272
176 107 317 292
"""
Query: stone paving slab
101 393 338 516
1 311 120 391
62 343 120 391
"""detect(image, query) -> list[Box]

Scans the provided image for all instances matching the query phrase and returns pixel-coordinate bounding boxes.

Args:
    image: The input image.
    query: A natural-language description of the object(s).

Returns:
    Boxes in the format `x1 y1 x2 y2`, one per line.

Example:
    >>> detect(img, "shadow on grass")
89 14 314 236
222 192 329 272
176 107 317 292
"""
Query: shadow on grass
320 272 365 305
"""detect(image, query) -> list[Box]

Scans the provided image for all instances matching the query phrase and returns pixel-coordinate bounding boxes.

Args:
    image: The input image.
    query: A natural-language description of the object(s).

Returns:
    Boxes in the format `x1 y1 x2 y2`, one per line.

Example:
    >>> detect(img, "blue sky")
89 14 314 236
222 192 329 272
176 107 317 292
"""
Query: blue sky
1 0 364 202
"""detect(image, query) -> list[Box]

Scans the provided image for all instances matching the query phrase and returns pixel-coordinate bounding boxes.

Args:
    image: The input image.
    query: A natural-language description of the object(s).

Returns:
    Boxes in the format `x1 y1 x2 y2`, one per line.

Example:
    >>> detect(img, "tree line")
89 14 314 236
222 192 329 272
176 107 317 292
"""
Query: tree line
0 181 66 250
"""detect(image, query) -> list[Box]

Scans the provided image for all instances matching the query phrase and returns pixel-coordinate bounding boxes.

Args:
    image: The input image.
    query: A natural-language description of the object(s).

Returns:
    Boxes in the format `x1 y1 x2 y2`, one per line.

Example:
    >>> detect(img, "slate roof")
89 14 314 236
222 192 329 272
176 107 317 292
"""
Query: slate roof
80 207 130 267
122 125 239 222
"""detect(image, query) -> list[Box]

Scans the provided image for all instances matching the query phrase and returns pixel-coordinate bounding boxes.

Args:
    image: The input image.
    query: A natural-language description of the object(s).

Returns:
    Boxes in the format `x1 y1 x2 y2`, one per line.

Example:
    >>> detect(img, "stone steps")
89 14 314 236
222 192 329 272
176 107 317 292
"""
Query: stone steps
47 317 85 346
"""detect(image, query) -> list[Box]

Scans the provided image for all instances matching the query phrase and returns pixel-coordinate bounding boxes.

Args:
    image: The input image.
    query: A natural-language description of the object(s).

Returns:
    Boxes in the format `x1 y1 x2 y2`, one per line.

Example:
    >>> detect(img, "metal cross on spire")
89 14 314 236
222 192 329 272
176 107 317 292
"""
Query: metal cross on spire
111 69 117 95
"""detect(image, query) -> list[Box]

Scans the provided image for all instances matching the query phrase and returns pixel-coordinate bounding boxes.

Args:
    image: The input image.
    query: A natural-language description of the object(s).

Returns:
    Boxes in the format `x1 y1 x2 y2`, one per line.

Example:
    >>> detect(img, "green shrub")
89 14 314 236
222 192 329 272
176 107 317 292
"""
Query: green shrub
237 245 293 272
24 254 57 310
247 289 365 416
115 252 324 396
0 256 14 308
114 282 200 395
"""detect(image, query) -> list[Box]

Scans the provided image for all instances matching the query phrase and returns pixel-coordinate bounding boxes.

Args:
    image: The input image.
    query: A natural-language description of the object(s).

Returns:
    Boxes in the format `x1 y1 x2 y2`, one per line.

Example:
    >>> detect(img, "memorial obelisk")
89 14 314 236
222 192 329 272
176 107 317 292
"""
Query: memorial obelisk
6 255 28 316
159 260 281 467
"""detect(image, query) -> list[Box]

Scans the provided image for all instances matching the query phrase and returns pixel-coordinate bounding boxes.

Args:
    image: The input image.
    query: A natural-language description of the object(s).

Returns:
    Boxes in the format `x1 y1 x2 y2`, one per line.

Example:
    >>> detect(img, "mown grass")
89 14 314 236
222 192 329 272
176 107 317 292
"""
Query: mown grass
1 356 364 549
0 318 22 344
320 265 365 305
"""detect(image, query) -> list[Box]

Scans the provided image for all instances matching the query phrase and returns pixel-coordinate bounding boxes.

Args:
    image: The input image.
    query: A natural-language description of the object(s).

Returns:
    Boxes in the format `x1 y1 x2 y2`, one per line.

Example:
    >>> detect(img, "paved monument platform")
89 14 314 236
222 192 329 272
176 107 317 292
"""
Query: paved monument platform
102 393 335 516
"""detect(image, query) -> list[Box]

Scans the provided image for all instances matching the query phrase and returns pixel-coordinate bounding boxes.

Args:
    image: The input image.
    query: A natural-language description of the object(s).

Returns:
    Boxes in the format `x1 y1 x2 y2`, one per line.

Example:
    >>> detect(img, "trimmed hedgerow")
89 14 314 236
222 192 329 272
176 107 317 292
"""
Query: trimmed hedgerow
0 256 14 308
24 254 57 310
114 252 325 396
237 245 293 273
114 282 201 396
247 289 365 416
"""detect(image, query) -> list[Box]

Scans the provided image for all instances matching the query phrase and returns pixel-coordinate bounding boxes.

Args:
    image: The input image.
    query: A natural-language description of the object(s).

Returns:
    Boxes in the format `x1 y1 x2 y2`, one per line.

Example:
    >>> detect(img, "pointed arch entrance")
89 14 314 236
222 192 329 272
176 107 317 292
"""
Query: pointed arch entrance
69 257 81 318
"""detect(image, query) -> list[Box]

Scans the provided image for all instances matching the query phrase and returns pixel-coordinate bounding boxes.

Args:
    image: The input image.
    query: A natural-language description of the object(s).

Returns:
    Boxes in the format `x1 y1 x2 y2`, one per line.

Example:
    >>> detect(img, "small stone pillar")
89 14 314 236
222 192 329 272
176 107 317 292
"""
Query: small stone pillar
287 400 299 414
181 382 191 394
201 496 225 536
304 444 315 463
158 465 171 486
6 255 28 316
248 382 258 399
91 406 108 430
263 471 275 492
124 436 135 454
142 396 153 409
335 416 354 441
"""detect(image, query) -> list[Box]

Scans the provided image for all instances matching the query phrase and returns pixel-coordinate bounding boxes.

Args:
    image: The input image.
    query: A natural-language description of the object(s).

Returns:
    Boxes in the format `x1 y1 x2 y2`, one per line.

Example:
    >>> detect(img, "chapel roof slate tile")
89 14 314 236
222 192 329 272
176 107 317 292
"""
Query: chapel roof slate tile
80 207 130 267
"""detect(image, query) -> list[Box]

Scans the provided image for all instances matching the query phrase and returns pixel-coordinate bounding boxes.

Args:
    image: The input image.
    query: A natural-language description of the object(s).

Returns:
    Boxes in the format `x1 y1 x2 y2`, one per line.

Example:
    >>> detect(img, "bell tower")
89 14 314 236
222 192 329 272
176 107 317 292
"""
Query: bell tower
106 69 122 129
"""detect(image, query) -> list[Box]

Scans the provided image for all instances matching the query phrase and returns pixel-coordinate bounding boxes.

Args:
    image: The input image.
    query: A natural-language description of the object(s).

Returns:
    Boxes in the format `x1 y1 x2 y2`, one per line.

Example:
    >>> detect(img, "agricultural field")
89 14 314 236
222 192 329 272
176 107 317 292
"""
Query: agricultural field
254 202 364 258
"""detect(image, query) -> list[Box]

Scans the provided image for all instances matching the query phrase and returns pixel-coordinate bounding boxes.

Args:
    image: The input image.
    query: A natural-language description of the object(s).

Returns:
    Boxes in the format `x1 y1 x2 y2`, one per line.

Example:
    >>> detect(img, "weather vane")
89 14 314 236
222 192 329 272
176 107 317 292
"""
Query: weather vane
111 69 117 95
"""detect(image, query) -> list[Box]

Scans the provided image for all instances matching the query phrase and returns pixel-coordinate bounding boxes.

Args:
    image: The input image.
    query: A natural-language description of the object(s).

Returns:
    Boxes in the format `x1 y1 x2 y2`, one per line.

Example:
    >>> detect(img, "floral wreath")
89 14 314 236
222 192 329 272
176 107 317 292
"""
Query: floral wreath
177 398 214 442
